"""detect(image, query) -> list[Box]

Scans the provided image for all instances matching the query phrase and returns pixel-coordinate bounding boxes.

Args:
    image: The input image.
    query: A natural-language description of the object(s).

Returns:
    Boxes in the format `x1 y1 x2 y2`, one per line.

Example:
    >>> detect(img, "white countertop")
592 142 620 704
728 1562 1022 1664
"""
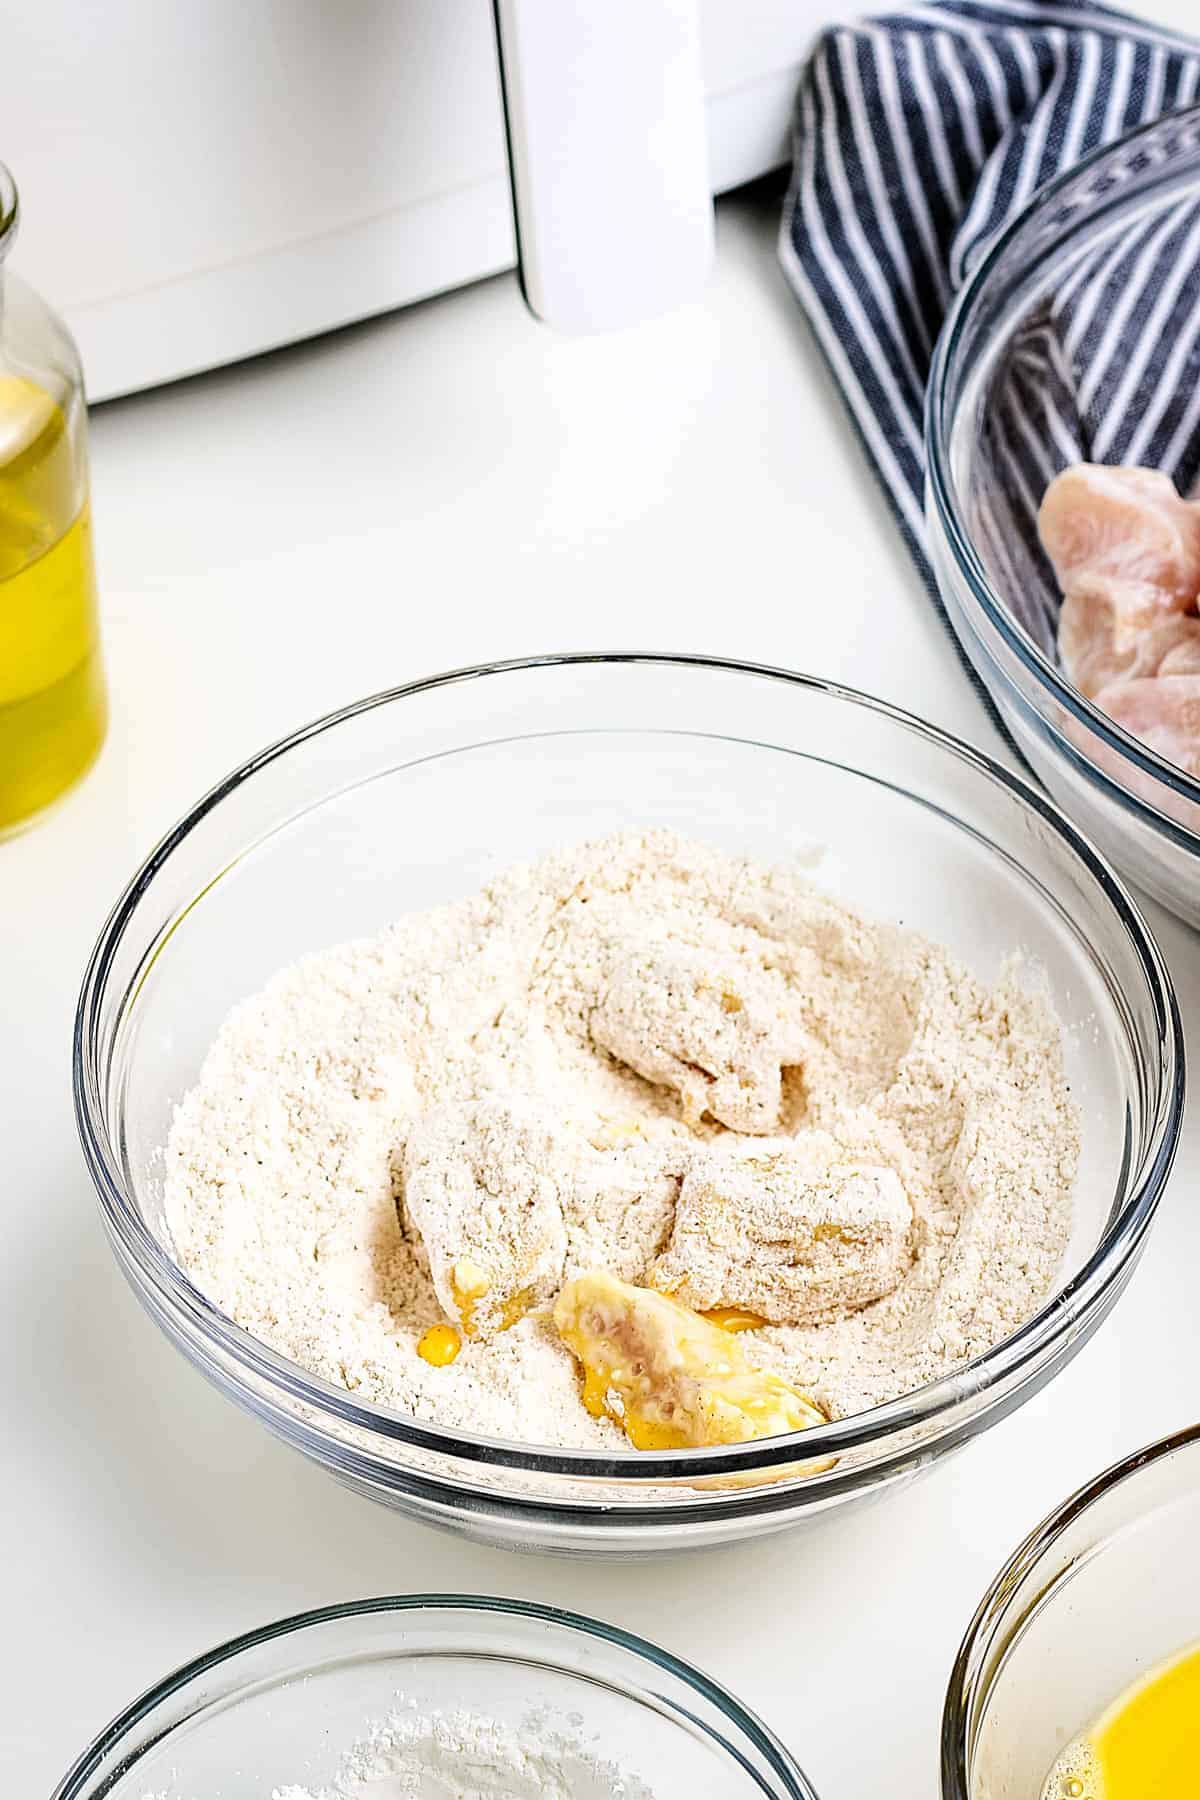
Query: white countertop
7 179 1199 1799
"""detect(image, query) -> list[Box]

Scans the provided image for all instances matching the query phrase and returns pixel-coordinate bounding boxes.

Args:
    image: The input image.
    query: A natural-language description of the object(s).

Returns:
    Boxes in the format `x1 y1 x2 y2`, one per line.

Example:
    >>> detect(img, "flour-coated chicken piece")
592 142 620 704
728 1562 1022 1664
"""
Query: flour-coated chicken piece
401 1097 571 1338
651 1133 914 1327
590 943 805 1135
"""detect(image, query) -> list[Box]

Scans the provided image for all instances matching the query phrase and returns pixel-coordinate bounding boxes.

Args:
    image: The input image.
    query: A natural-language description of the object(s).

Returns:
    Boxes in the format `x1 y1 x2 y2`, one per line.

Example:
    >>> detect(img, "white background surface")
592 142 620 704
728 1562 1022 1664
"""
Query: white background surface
5 175 1200 1797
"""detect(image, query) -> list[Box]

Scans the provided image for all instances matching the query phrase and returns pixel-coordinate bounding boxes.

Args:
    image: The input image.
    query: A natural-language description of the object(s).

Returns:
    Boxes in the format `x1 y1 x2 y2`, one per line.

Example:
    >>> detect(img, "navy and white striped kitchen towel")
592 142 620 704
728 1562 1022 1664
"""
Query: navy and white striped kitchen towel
781 0 1200 710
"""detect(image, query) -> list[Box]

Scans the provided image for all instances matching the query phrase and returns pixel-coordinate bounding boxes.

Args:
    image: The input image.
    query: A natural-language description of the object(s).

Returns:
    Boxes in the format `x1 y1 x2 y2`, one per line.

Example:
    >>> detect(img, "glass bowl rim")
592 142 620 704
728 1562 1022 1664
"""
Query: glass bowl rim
939 1419 1200 1798
50 1589 819 1800
925 103 1200 841
0 159 17 259
73 651 1184 1484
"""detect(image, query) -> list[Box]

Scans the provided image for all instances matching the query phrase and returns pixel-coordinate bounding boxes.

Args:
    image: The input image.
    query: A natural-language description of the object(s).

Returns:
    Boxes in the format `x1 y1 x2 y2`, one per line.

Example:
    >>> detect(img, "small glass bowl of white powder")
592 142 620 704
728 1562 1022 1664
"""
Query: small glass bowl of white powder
50 1593 818 1800
74 656 1183 1553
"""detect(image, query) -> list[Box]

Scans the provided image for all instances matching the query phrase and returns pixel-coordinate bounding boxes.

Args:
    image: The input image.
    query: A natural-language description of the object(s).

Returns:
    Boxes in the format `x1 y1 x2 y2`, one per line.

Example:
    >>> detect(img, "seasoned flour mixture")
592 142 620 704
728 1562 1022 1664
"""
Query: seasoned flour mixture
165 830 1079 1444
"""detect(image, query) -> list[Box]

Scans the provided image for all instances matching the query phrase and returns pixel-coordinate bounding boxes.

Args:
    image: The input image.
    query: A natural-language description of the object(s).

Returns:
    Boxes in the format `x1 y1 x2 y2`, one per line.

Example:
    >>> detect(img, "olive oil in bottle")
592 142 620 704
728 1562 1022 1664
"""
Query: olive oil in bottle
0 371 106 834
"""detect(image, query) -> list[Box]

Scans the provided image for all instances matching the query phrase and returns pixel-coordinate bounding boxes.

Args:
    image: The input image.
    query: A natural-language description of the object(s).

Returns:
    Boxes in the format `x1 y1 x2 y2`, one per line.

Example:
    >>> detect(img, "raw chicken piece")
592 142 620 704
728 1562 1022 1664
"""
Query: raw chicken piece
1043 465 1200 785
1039 464 1200 634
651 1133 913 1327
589 943 805 1134
401 1097 571 1338
1058 589 1200 700
1092 676 1200 779
1158 636 1200 678
553 1270 826 1451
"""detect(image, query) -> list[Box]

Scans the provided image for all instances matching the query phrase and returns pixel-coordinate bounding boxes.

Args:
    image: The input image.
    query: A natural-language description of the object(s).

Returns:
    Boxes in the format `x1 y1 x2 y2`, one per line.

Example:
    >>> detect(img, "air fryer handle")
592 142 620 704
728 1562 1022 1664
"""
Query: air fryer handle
493 0 714 333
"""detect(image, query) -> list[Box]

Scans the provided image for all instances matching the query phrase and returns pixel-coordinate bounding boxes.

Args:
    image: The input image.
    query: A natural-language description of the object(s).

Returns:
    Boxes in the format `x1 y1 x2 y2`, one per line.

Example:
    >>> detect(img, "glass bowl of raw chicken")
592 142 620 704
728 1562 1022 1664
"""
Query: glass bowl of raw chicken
75 656 1181 1554
926 106 1200 925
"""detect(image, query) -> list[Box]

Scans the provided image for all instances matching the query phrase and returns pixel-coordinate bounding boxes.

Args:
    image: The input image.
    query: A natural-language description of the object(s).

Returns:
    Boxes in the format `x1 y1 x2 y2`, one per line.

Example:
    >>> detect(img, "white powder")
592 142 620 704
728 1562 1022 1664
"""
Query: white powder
164 829 1078 1442
138 1702 651 1800
273 1702 652 1800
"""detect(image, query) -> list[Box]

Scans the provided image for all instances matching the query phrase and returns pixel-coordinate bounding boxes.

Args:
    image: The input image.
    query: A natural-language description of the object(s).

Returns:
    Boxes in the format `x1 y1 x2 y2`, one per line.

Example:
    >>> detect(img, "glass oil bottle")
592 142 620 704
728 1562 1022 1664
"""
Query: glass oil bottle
0 160 106 836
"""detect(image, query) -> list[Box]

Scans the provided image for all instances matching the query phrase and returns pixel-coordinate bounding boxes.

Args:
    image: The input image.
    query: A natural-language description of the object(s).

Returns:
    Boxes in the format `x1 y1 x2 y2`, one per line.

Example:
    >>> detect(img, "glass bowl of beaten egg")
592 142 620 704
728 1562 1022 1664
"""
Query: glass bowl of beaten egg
926 107 1200 926
51 1593 818 1798
74 655 1182 1553
941 1424 1200 1799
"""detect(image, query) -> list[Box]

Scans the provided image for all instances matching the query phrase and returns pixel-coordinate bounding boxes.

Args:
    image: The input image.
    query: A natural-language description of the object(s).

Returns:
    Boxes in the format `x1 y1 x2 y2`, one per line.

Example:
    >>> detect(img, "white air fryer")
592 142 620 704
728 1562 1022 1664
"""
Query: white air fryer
0 0 857 398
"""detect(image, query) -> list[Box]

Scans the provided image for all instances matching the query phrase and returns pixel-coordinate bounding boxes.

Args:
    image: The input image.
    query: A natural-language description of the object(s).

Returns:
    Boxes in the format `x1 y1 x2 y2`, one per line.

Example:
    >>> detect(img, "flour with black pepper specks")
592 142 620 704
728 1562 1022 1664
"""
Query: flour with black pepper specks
164 830 1078 1444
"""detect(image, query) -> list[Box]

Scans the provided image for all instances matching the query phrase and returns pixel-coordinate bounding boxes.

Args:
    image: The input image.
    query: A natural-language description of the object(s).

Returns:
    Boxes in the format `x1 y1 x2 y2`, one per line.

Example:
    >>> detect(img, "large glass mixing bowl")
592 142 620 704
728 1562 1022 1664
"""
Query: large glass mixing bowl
74 655 1183 1553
